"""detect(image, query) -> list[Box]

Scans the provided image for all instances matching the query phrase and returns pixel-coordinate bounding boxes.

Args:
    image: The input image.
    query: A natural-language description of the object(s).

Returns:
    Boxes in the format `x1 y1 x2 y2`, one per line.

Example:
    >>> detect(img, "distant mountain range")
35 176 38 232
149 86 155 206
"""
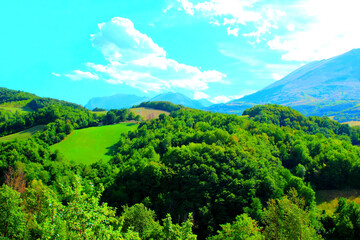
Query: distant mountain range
86 49 360 122
208 49 360 122
85 94 149 110
85 92 212 110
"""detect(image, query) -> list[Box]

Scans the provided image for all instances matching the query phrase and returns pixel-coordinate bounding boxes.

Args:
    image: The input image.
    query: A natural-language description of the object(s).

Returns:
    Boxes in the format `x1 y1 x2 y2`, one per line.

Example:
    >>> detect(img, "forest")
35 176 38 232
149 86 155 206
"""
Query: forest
1 87 360 239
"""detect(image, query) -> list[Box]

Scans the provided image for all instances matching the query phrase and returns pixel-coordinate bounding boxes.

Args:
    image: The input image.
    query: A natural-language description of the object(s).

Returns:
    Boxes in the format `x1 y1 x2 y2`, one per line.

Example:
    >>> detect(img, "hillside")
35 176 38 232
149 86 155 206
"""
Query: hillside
209 49 360 122
0 125 46 142
2 89 360 238
50 123 138 164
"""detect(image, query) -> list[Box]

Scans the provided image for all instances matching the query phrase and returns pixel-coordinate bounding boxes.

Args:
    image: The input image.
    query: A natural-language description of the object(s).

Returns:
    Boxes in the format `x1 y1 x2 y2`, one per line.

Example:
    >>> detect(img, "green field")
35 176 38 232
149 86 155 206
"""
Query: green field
0 125 46 142
130 107 169 120
50 123 138 164
0 100 33 113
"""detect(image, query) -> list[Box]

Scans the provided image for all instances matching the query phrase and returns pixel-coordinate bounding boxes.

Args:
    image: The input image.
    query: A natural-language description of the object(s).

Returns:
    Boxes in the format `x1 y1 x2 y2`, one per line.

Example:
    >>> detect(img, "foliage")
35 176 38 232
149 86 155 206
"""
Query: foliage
133 101 183 112
208 213 263 240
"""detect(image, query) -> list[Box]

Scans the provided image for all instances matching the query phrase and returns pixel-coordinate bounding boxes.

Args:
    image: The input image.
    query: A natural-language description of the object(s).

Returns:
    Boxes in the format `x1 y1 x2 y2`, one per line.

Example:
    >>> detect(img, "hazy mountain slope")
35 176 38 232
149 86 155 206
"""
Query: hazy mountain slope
209 49 360 122
149 92 205 109
197 98 213 107
85 94 149 110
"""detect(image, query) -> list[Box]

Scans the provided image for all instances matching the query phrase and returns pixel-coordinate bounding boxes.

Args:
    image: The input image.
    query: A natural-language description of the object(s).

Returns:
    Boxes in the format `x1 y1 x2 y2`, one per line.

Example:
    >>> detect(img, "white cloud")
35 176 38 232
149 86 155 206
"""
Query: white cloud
177 0 194 16
52 72 60 77
271 73 283 80
194 91 210 99
227 27 239 37
66 17 225 92
286 23 295 32
211 95 231 104
267 0 360 61
65 70 99 81
210 92 256 103
174 0 285 41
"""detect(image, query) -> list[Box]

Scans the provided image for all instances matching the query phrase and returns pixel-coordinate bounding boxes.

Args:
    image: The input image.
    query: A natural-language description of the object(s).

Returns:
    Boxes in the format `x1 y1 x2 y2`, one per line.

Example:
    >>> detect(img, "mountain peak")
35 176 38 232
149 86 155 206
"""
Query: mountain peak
209 48 360 122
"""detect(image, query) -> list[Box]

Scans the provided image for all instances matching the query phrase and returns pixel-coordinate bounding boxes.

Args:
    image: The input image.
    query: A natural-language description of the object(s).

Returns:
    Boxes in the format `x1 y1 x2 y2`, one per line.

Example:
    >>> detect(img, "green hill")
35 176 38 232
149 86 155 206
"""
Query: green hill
50 123 138 164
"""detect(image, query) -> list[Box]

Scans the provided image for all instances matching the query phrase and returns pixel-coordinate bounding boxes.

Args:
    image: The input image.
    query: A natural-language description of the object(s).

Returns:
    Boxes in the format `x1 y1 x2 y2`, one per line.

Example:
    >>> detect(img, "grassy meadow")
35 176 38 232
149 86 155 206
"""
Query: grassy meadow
0 125 46 142
50 123 138 164
130 107 169 120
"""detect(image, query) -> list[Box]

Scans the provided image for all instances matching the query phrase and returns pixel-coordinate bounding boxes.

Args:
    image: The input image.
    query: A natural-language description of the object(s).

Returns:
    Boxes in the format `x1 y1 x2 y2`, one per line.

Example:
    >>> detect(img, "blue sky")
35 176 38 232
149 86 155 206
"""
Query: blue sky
1 0 359 105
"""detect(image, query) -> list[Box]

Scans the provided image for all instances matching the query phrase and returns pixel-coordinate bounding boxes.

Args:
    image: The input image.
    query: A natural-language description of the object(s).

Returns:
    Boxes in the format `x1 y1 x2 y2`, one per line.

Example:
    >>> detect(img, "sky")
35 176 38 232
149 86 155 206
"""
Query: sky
1 0 360 105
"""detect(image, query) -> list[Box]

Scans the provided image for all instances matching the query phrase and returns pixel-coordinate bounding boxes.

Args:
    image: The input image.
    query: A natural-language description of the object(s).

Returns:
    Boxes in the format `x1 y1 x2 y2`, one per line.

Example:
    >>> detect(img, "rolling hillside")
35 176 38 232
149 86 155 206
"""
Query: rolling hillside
0 125 46 142
50 123 138 164
208 49 360 122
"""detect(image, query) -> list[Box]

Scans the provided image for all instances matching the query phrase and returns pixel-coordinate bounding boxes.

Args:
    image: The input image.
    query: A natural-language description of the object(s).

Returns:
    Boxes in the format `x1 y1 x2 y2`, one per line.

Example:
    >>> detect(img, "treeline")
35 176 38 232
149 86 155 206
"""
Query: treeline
0 87 37 104
133 101 183 112
103 109 141 125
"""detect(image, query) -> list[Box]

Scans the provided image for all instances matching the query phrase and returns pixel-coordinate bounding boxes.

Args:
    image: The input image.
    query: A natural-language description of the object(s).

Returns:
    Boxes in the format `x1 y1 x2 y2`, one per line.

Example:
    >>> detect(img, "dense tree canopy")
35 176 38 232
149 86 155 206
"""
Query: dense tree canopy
1 91 360 239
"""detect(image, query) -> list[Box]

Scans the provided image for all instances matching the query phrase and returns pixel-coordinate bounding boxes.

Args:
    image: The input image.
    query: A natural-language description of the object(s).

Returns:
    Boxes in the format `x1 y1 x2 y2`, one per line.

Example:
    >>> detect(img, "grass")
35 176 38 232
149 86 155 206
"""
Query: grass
0 125 46 142
316 189 360 212
50 123 138 165
0 106 33 113
0 100 33 113
130 107 169 120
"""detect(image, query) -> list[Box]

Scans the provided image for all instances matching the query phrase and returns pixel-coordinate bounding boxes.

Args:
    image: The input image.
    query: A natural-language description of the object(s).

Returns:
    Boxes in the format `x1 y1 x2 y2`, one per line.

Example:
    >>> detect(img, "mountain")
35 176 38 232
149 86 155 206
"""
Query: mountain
85 94 149 110
208 49 360 122
85 92 210 110
149 92 206 109
197 98 213 107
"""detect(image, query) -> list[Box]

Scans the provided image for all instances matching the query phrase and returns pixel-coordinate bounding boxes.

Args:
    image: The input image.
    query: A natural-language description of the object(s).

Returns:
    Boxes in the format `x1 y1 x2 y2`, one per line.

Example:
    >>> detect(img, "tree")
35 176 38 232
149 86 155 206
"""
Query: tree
263 190 321 240
0 184 27 239
208 213 263 240
121 203 162 239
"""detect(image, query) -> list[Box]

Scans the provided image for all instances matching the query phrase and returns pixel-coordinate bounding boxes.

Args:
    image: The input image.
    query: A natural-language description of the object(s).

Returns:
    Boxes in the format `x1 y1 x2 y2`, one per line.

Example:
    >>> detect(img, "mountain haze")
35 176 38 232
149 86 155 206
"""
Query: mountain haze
86 92 209 110
209 49 360 122
149 92 206 109
85 94 149 110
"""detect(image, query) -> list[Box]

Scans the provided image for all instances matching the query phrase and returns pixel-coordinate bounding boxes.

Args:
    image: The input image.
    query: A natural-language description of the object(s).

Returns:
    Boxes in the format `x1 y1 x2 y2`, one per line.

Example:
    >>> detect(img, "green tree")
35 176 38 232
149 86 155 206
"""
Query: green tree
263 190 321 240
208 213 263 240
0 184 27 239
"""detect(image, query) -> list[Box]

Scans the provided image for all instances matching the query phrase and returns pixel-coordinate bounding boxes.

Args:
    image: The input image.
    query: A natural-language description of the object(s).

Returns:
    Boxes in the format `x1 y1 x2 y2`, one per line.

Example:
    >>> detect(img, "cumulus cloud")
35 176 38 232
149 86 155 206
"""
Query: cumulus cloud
194 91 210 99
65 17 225 92
210 91 256 103
65 70 99 81
211 95 231 104
267 0 360 61
175 0 285 42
